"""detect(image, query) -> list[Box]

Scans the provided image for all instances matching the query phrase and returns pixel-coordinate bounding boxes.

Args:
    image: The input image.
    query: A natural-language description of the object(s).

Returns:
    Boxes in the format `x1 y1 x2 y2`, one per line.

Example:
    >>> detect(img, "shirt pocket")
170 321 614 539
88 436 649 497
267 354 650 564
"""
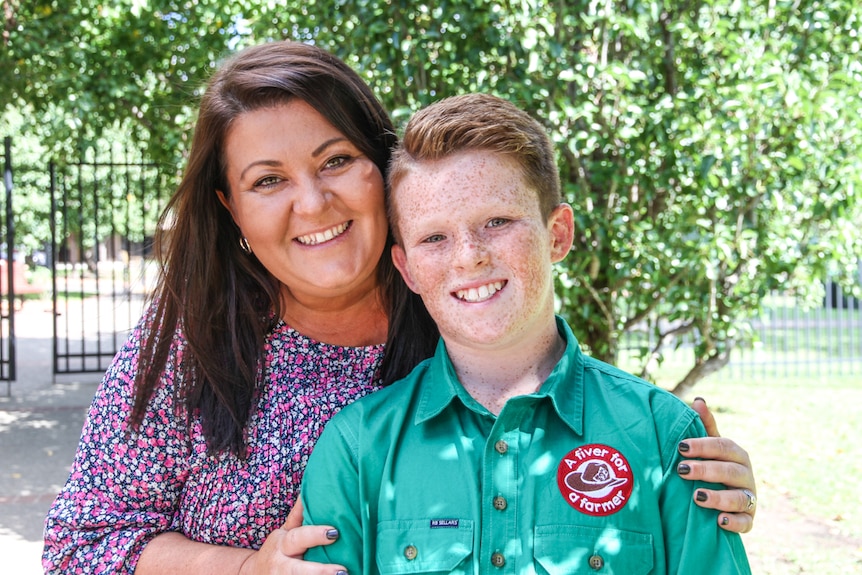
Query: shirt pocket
376 519 474 574
534 525 654 574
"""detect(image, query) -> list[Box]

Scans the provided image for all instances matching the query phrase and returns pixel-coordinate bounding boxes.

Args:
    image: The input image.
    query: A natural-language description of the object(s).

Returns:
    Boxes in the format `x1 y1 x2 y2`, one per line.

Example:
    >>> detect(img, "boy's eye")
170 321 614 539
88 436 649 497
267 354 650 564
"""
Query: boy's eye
487 217 509 228
421 234 446 244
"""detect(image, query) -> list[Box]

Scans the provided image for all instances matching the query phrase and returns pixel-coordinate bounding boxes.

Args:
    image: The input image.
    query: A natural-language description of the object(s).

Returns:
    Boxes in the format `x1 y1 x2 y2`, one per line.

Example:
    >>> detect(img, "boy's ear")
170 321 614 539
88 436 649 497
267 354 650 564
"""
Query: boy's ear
549 203 575 264
391 244 420 294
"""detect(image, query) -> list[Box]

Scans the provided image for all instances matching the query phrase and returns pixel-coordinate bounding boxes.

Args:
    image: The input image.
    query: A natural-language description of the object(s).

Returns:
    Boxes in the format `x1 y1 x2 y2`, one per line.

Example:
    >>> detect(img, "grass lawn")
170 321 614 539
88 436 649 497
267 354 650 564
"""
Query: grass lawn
678 371 862 574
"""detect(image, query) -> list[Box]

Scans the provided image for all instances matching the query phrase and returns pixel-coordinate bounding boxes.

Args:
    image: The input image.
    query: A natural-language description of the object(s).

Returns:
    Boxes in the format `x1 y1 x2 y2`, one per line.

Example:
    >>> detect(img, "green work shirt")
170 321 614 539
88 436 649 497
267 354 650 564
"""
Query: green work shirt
301 317 751 574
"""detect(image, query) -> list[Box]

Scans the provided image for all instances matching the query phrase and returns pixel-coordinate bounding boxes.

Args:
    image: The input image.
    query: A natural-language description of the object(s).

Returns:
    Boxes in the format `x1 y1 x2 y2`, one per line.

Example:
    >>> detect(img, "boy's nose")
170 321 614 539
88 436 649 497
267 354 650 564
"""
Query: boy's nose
453 234 488 268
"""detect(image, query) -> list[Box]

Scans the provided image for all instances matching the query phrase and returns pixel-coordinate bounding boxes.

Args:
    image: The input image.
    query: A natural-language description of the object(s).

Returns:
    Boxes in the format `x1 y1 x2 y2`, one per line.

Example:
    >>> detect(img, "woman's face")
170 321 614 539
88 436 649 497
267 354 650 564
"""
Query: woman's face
218 100 389 304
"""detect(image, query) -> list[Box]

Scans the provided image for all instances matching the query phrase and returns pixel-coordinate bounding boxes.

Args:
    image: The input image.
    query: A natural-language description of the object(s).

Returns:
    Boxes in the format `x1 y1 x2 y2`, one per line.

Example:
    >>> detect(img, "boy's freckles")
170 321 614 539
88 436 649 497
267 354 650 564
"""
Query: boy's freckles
390 150 559 354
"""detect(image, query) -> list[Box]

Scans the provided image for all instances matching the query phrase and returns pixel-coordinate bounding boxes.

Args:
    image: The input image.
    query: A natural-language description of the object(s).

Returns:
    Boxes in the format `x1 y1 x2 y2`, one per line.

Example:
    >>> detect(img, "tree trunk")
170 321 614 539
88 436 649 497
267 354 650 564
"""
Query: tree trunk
669 351 731 397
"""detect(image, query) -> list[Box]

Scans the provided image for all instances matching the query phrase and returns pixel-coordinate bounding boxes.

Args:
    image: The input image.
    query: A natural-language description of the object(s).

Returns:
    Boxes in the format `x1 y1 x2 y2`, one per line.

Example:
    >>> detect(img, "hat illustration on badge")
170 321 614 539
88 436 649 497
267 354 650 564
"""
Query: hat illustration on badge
565 460 627 493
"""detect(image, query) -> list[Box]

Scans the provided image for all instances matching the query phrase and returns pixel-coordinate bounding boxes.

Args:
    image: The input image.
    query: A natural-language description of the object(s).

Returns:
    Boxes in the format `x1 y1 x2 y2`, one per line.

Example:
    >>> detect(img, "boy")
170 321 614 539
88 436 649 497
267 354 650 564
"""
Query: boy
301 93 751 574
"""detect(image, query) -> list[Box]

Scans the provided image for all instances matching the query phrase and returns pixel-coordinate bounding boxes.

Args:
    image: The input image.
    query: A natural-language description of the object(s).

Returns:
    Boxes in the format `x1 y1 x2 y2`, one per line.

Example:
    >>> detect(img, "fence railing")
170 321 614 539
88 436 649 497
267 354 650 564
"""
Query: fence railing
617 281 862 383
728 284 861 378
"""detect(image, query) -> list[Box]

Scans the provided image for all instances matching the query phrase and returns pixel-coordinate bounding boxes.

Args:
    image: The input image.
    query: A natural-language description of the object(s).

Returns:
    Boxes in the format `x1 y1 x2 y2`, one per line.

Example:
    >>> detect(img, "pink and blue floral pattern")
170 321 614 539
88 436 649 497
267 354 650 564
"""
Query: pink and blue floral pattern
43 310 384 574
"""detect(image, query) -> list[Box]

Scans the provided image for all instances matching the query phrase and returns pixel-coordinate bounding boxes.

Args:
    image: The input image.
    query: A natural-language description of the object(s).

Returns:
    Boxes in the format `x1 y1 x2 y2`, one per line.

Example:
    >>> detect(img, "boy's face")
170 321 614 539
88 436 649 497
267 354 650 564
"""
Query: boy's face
391 150 573 353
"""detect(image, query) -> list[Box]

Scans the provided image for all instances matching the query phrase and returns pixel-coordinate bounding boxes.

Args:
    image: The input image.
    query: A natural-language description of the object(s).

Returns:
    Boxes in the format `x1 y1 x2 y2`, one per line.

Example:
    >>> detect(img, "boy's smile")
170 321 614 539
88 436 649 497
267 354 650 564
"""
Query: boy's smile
391 150 573 355
454 280 507 303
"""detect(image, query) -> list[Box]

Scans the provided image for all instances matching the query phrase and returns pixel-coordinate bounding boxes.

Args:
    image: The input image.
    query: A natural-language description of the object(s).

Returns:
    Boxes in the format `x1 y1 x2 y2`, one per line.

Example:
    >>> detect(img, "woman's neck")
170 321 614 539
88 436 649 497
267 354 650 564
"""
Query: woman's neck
279 284 389 347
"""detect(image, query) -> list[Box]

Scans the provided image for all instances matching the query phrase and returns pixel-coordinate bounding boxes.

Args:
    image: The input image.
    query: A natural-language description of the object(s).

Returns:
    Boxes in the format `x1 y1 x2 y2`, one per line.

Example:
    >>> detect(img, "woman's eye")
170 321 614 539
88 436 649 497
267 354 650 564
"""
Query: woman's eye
488 217 509 228
254 175 281 189
422 234 446 244
324 155 350 169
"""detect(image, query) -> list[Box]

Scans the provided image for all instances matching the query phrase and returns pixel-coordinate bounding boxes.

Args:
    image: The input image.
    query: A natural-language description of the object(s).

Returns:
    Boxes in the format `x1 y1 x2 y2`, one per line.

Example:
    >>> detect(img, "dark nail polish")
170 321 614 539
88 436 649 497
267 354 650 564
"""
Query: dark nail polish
678 441 690 453
721 516 729 526
677 463 691 475
696 490 709 502
336 571 349 575
326 528 339 540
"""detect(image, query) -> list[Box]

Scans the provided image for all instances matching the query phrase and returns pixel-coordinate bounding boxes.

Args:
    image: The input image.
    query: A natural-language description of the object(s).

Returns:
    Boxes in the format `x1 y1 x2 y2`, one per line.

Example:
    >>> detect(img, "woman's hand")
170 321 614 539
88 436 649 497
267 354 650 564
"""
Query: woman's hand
137 502 346 575
239 501 347 575
677 397 756 534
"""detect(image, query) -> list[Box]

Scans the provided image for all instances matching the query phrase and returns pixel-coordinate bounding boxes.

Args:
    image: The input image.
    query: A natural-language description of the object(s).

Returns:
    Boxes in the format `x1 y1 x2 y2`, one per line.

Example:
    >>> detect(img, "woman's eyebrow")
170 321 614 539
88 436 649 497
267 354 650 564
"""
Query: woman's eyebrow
312 137 349 157
239 159 281 182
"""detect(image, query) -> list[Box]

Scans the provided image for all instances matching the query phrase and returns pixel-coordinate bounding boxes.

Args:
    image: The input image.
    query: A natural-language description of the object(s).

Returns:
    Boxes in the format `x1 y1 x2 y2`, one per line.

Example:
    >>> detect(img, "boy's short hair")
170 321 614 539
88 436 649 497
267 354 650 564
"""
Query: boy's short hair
387 93 562 240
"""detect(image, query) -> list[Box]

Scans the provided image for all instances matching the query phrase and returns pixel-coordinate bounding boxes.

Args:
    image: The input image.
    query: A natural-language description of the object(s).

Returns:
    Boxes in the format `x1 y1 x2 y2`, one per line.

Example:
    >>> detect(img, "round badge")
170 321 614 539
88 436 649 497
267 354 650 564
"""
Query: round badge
557 443 634 516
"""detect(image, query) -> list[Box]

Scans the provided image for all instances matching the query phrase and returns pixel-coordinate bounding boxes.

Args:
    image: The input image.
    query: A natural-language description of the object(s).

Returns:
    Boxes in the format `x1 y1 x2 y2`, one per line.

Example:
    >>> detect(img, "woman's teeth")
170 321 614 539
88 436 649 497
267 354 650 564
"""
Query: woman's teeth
296 222 349 245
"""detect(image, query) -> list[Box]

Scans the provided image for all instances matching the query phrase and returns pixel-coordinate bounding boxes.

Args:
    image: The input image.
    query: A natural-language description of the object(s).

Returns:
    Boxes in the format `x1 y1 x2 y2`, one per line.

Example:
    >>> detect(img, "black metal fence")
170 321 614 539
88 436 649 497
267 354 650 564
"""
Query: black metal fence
1 136 170 391
728 283 861 378
49 157 167 374
618 282 862 383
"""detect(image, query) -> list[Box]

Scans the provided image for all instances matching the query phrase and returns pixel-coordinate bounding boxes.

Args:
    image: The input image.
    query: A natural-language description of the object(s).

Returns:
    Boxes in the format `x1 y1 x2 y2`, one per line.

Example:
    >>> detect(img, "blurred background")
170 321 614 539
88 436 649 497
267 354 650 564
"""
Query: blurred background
1 1 860 573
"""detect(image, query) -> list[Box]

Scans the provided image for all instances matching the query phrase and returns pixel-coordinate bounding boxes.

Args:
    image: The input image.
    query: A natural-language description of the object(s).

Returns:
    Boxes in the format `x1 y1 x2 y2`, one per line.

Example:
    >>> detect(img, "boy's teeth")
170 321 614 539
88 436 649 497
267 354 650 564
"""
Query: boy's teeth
456 281 505 303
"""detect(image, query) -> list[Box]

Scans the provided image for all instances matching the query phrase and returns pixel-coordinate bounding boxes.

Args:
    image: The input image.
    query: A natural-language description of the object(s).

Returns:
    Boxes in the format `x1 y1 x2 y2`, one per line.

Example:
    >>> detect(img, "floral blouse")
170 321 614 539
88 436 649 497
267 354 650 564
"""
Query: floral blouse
42 310 385 574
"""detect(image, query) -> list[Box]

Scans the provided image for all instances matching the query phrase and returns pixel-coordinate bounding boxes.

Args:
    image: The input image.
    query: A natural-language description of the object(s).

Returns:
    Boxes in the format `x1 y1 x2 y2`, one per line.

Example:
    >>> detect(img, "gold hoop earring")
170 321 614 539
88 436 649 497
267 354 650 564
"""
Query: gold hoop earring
239 236 252 254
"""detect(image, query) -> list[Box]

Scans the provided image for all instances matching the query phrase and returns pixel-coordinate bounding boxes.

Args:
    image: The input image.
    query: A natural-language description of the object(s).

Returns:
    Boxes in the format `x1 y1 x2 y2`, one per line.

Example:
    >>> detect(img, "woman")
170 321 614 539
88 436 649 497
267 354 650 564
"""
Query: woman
43 41 756 575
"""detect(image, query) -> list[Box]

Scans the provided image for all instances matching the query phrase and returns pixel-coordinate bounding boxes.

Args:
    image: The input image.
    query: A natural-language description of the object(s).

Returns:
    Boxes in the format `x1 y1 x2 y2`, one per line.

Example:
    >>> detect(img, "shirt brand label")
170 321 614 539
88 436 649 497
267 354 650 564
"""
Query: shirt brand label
430 519 460 528
557 443 634 516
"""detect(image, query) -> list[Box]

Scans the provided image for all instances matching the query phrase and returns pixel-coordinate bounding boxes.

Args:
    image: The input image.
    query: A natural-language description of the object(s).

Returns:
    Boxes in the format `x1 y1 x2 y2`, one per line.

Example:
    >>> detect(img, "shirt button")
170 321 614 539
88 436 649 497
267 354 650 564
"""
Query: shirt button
491 552 506 568
495 440 509 454
404 545 418 560
589 554 604 570
492 496 508 510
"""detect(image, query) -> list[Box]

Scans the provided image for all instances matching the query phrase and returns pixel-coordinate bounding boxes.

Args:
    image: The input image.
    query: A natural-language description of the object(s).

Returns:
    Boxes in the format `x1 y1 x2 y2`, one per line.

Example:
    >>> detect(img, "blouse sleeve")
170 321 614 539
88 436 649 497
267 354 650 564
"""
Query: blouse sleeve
42 311 191 574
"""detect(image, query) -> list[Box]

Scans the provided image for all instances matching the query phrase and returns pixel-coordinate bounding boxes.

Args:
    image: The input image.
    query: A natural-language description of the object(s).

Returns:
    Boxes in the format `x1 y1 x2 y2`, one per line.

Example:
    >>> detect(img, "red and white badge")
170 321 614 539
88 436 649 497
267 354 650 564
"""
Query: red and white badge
557 443 634 516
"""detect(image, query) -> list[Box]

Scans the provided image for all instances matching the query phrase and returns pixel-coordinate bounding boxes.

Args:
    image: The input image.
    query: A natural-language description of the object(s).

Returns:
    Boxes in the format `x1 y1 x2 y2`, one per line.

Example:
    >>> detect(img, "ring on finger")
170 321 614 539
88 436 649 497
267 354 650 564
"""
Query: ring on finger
742 488 756 511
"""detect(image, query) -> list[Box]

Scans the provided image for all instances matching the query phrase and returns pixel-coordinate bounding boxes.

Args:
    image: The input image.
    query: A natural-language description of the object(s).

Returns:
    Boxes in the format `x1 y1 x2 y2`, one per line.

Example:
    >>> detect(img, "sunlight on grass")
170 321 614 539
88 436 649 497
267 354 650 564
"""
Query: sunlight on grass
683 372 862 574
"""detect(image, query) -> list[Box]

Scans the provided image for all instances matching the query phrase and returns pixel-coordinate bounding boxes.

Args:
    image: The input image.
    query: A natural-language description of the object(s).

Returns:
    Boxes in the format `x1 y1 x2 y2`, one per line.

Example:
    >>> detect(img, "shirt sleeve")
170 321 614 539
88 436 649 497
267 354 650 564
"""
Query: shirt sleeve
300 407 367 575
42 316 190 574
660 413 751 574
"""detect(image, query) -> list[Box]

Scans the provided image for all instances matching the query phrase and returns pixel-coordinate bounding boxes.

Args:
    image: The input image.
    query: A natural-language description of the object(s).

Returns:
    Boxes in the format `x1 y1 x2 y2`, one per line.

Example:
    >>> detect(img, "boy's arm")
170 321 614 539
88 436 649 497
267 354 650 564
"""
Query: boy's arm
300 411 366 575
662 416 752 574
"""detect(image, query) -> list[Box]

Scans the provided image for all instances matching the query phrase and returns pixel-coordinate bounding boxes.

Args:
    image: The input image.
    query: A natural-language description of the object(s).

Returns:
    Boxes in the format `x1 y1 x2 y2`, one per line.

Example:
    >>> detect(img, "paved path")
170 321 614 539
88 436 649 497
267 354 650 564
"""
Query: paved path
0 300 102 574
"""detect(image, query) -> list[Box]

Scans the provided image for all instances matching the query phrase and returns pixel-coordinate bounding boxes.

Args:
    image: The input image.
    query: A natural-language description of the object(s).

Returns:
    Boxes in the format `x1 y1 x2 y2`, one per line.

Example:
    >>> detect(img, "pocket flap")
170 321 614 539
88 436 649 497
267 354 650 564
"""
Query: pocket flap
535 525 654 574
376 519 474 574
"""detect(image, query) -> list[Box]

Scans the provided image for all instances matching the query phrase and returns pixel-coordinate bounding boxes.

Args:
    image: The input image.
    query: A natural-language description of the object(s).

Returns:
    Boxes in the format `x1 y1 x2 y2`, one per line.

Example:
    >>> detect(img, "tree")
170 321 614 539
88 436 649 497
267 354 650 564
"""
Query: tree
3 0 861 393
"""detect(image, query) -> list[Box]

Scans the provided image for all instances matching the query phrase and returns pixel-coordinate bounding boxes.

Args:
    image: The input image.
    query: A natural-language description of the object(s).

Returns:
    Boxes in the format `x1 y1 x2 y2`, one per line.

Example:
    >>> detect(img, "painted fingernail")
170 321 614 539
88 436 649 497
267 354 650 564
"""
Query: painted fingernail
678 441 691 453
677 463 691 475
721 516 729 526
695 396 706 404
326 528 340 540
336 571 349 575
696 490 708 502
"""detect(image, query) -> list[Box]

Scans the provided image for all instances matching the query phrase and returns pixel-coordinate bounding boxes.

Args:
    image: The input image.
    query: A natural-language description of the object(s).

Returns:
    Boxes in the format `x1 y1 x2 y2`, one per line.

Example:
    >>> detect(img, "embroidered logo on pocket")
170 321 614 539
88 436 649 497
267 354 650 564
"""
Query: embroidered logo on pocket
557 444 634 516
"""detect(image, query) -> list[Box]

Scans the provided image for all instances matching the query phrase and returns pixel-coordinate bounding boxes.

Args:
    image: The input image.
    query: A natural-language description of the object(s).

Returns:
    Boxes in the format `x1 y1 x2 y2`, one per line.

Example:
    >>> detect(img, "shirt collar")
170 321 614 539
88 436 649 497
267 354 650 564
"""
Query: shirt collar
414 316 585 435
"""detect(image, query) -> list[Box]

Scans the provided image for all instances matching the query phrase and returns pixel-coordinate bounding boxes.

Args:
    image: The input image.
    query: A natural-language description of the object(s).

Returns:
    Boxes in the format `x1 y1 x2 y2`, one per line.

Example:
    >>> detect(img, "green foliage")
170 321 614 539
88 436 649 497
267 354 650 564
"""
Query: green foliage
2 0 860 392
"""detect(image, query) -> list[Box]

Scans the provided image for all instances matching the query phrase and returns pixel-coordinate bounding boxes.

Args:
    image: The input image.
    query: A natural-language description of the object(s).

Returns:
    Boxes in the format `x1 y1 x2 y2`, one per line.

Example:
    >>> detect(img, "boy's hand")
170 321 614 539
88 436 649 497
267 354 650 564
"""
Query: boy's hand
677 397 756 534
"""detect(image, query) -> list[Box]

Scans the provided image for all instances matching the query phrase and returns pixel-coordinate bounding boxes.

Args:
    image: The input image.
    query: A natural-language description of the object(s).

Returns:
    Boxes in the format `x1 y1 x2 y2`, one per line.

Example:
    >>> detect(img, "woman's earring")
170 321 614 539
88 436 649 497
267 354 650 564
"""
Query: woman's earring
239 236 252 254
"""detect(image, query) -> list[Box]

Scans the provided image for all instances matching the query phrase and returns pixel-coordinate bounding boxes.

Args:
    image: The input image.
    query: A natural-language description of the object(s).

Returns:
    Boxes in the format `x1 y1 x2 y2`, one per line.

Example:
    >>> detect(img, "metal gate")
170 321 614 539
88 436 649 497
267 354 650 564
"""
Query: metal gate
1 138 17 394
49 156 166 375
0 136 167 392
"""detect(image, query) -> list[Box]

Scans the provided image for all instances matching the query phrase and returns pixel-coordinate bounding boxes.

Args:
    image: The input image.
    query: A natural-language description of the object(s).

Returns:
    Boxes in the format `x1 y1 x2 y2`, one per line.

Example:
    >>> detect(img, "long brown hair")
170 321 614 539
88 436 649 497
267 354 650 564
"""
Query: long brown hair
131 41 435 456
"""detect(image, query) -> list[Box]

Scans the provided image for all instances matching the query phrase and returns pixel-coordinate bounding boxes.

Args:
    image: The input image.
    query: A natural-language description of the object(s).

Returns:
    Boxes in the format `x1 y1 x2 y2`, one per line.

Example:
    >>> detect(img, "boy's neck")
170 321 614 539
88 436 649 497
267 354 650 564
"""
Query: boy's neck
444 321 566 415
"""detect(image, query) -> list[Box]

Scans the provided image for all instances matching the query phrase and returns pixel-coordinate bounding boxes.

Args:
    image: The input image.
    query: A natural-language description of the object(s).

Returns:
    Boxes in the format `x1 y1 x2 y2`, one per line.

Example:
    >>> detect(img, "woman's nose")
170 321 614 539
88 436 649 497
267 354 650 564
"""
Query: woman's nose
292 177 328 215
